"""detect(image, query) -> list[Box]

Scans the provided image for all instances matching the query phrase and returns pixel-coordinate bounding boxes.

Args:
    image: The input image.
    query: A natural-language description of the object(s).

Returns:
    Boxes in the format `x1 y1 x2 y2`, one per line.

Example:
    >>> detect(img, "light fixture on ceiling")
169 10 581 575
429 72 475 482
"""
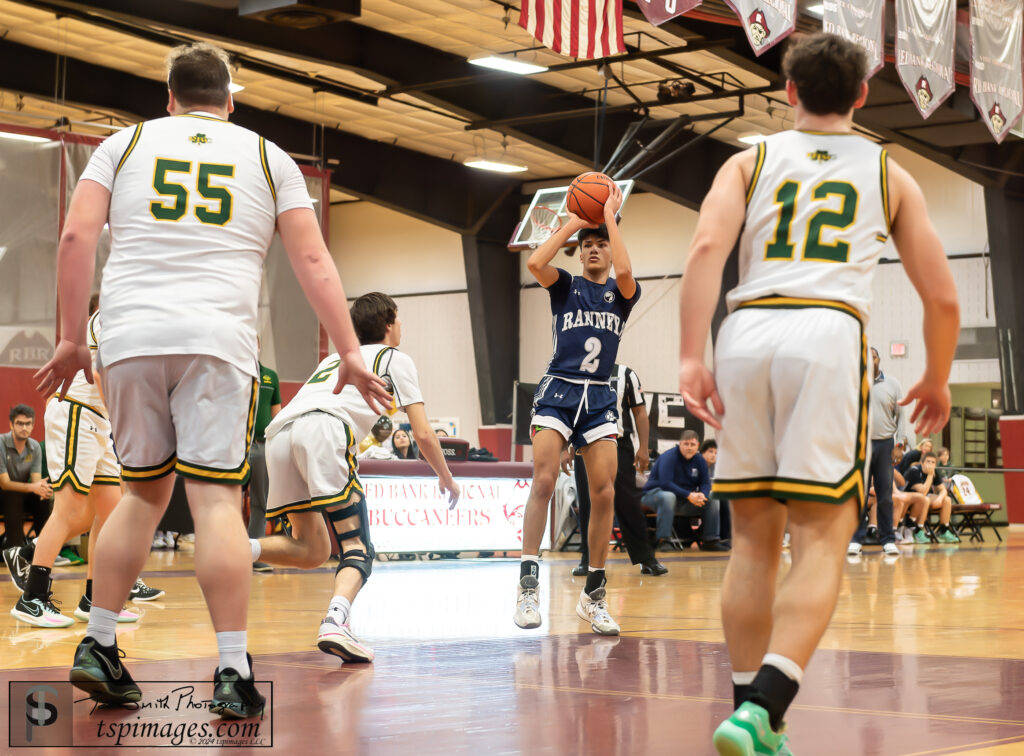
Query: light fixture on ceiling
0 131 49 144
464 135 528 172
806 3 825 17
738 134 768 145
229 82 245 93
468 56 548 75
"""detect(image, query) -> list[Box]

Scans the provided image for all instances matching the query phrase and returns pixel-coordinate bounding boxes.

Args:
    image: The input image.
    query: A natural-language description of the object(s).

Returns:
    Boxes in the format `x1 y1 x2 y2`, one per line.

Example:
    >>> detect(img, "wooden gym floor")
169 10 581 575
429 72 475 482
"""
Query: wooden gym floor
1 531 1022 754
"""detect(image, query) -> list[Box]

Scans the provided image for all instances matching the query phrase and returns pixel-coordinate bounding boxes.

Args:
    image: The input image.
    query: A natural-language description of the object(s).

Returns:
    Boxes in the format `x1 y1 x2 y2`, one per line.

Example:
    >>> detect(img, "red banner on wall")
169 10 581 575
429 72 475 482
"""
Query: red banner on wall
895 0 957 119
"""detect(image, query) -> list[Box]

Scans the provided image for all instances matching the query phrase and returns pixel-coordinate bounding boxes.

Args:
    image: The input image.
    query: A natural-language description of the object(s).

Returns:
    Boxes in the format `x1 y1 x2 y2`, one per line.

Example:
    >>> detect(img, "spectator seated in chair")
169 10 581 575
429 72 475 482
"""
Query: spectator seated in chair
641 430 726 551
1 405 52 549
903 451 959 543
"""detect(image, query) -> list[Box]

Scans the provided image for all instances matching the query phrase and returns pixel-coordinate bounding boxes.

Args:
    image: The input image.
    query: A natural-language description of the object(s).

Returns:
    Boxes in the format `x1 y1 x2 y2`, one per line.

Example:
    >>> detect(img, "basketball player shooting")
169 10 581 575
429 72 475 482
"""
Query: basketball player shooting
514 180 640 636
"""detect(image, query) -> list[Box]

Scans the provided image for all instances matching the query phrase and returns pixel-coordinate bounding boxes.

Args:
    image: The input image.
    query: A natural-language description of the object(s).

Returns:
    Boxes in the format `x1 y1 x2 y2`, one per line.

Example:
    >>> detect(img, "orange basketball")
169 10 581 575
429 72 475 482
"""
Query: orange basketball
566 172 613 225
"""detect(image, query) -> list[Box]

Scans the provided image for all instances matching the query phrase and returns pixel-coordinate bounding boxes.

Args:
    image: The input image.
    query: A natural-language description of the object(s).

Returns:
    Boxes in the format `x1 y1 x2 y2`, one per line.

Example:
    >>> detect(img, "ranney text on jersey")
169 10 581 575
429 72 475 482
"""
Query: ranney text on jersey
727 130 891 322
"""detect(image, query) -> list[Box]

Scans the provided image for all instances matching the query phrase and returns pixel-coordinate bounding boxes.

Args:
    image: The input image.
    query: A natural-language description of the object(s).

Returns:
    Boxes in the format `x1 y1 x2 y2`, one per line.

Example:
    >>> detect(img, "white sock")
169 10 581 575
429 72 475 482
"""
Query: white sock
216 631 250 677
762 653 804 684
327 596 352 625
86 607 119 647
249 539 261 562
521 554 539 563
732 671 757 685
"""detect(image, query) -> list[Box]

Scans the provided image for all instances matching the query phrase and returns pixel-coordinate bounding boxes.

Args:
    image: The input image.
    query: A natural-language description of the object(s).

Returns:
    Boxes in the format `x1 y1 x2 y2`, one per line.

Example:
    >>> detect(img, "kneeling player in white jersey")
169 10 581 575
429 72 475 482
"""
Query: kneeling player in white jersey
678 34 959 755
251 293 459 661
5 296 163 628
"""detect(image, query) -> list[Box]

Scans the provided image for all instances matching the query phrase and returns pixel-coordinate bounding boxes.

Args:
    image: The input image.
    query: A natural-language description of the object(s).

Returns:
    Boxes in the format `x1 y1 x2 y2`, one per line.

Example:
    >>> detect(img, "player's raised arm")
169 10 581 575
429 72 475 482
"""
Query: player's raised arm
887 158 960 435
277 207 391 413
526 213 593 288
34 179 108 398
603 183 636 300
677 150 752 428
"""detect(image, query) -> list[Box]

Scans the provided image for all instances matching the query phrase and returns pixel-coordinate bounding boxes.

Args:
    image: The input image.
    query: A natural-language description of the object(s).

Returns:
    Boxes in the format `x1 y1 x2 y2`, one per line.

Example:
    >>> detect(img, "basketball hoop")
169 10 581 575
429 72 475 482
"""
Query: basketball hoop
527 204 561 248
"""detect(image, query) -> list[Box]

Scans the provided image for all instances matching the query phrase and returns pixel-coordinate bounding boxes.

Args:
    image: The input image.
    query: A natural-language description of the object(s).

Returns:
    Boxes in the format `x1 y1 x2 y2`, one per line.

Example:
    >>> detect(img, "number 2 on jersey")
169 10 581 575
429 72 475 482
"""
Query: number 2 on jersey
151 158 235 226
765 180 858 263
579 337 602 374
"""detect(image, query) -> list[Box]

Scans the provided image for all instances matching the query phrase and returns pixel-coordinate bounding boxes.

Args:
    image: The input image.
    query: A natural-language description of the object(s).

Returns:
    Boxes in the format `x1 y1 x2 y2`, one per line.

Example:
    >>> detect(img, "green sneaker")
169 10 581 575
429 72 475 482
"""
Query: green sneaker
936 528 960 544
913 529 931 544
713 702 793 755
59 547 85 565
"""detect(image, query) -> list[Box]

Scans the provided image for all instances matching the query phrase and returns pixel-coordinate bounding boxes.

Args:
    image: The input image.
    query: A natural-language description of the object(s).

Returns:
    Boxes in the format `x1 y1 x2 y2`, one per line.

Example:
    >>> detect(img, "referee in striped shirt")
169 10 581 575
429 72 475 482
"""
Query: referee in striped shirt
570 363 668 576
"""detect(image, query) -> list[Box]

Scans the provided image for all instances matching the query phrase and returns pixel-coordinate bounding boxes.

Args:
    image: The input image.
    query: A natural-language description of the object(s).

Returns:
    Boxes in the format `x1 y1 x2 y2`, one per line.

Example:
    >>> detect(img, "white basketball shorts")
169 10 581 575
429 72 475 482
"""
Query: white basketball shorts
45 398 120 493
265 411 362 519
99 354 257 485
712 297 869 505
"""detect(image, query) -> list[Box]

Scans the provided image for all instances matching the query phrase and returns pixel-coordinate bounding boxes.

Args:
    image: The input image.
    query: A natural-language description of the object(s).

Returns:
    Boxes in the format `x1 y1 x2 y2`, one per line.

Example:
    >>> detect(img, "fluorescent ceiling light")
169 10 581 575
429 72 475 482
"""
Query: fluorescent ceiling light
468 56 548 75
464 158 528 173
806 3 824 16
738 134 767 144
0 131 49 143
229 82 245 93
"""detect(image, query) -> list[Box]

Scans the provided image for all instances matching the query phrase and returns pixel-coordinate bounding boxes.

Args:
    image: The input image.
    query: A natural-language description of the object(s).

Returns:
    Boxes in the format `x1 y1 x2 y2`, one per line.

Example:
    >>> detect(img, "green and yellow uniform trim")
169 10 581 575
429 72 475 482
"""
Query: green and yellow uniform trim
716 296 869 507
265 420 363 518
52 403 88 494
746 141 766 205
92 475 121 486
175 377 259 485
879 148 891 238
121 454 177 482
116 124 143 176
259 137 276 202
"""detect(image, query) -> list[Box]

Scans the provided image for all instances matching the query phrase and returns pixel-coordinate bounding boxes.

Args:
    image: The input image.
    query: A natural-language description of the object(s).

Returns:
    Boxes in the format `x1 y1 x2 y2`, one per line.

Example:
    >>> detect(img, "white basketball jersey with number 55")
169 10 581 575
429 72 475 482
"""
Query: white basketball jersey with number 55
726 130 891 322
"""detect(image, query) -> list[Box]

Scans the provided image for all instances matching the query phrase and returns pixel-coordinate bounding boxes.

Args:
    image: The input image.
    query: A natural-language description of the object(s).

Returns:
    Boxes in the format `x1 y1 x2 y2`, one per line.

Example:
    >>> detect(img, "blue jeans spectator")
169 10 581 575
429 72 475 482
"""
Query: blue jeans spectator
642 488 722 543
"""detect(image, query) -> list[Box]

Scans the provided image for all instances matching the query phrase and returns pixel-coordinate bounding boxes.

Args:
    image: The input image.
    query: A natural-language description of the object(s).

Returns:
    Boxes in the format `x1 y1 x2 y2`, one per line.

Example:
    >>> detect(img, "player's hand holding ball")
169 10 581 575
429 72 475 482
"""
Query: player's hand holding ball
567 171 618 228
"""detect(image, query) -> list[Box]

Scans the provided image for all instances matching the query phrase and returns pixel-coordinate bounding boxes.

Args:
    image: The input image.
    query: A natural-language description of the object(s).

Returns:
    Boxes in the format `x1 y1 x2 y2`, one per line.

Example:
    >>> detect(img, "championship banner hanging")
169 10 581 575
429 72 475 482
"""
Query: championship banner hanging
969 0 1023 143
822 0 885 77
895 0 956 119
637 0 703 26
724 0 795 55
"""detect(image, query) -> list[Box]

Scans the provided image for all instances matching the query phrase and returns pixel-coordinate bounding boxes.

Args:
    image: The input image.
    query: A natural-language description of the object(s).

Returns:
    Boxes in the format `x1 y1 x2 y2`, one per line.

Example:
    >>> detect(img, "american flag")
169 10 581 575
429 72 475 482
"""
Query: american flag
519 0 626 60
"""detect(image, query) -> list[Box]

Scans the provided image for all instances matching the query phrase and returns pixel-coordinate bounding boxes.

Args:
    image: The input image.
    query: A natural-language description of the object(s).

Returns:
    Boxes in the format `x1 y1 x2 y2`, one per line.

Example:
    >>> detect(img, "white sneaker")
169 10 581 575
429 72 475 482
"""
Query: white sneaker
73 595 140 623
163 532 178 550
152 531 166 550
576 587 620 636
317 616 374 662
847 542 862 556
11 594 75 628
513 575 541 629
782 533 791 549
882 542 900 557
898 527 914 545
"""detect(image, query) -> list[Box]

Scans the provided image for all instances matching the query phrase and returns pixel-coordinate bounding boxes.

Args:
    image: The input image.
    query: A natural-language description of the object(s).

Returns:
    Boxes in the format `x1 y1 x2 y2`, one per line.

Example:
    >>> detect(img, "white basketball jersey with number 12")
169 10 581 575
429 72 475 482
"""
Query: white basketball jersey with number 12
726 130 891 322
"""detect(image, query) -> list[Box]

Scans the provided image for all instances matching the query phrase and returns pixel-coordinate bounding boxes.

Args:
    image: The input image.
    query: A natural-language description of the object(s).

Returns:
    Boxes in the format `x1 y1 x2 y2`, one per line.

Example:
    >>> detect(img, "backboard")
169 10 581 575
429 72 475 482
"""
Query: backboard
508 179 635 251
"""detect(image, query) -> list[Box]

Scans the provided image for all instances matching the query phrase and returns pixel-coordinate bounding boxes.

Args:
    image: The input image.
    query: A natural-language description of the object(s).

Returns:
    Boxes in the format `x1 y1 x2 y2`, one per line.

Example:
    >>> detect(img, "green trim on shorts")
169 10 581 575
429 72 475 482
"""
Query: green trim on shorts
121 454 177 481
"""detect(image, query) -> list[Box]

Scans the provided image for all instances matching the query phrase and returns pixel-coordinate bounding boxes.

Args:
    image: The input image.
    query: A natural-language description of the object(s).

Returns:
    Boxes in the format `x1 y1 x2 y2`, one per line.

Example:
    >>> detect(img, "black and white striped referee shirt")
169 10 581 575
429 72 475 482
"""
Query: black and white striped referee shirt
610 363 645 452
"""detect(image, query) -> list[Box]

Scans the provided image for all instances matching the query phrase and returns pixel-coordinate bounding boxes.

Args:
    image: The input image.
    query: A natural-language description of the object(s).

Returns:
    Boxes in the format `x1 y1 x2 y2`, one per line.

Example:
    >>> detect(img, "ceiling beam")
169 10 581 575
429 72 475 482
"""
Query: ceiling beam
0 38 519 234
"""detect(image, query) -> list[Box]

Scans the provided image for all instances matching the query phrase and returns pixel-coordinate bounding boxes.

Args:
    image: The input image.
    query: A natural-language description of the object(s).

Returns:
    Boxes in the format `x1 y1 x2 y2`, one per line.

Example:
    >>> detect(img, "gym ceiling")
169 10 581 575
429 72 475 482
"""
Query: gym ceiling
0 0 1019 236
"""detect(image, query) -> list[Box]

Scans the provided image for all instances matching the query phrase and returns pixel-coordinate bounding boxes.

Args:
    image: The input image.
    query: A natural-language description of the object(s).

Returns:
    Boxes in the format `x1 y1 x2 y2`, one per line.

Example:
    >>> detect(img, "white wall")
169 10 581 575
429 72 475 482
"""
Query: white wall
329 202 482 446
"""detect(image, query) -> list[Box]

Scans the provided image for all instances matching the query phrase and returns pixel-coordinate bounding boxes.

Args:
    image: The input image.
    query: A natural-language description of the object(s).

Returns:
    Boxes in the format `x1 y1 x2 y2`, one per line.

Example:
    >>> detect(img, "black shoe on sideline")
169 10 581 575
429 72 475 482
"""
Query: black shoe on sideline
640 561 668 576
699 540 730 552
210 653 265 719
571 562 588 577
4 546 30 591
70 637 142 706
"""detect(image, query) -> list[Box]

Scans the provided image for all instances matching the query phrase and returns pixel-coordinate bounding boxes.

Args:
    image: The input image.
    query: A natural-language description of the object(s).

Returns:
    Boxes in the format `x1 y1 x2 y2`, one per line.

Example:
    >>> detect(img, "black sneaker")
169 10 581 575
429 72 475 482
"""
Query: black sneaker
70 637 142 706
571 562 588 577
4 546 30 591
640 560 669 576
129 579 165 601
252 562 274 573
11 593 75 627
865 526 880 544
210 653 265 719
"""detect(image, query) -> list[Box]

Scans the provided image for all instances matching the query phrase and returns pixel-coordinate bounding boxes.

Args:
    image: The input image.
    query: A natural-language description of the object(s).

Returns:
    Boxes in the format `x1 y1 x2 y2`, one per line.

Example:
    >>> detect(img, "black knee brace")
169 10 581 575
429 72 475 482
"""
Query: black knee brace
326 498 375 583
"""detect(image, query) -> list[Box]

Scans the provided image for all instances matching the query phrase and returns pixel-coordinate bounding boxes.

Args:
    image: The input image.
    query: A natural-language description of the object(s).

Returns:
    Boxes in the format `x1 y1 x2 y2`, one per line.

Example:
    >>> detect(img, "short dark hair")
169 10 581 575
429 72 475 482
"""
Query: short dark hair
9 404 34 422
167 42 231 109
922 451 937 462
578 224 610 245
89 292 100 316
700 439 717 453
782 33 867 116
350 292 397 344
681 429 699 442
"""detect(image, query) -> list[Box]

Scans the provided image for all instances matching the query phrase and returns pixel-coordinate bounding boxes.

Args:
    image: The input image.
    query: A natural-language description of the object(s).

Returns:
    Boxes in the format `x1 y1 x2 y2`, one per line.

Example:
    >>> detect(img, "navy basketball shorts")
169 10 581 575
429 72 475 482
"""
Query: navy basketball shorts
531 375 618 448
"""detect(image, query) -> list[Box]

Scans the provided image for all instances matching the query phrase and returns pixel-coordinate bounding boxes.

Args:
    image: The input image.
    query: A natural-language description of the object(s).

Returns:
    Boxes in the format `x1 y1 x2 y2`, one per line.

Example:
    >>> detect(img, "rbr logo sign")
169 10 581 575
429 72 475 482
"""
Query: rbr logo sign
9 682 73 747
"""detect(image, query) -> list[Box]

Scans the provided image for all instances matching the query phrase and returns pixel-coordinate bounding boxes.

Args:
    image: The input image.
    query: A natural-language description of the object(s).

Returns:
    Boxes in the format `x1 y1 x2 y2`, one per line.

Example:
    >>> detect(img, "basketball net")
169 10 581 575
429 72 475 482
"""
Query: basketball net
527 205 561 248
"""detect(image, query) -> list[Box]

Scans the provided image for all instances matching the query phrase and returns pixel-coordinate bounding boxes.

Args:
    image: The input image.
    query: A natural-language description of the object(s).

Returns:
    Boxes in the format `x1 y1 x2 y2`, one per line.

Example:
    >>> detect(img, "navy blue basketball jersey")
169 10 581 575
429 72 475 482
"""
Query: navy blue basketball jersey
544 268 640 382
